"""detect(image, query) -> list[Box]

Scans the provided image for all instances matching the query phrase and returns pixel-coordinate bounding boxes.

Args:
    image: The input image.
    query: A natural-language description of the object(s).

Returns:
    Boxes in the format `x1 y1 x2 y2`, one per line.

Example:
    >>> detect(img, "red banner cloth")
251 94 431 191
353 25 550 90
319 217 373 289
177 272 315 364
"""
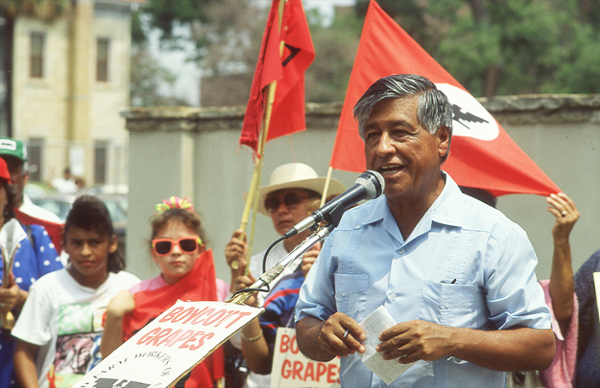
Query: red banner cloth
239 0 315 152
14 208 64 253
122 249 224 388
330 0 560 197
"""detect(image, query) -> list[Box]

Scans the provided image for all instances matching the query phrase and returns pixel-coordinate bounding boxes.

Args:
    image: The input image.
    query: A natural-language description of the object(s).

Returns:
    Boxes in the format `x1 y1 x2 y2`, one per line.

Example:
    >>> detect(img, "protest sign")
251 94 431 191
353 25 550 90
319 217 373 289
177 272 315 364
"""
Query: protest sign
270 327 340 388
73 301 261 388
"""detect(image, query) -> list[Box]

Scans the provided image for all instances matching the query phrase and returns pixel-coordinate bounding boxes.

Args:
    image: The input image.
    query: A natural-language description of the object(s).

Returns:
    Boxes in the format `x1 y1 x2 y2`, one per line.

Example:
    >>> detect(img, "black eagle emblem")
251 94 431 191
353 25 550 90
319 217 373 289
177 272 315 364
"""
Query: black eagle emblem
452 104 489 129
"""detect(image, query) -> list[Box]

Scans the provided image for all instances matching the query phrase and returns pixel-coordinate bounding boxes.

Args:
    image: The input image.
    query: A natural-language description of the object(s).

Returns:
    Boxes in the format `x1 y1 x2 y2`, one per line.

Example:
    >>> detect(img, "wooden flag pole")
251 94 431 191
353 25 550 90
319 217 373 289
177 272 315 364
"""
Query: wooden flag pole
320 166 334 207
234 0 288 273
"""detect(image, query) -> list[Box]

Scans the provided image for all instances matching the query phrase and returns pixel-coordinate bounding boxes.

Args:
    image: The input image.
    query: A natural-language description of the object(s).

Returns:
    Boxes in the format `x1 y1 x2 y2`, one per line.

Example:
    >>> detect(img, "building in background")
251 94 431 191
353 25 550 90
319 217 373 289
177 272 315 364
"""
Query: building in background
0 0 143 192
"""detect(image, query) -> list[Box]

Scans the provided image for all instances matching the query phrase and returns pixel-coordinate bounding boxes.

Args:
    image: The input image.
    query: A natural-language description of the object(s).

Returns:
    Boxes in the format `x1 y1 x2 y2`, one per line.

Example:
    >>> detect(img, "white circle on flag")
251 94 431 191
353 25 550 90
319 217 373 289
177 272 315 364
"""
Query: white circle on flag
436 83 499 141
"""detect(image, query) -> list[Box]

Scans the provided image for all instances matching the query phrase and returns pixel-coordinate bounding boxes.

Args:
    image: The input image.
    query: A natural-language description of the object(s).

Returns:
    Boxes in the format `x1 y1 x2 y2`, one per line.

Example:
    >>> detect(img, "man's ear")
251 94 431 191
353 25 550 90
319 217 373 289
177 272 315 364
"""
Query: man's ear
436 126 451 158
23 171 30 186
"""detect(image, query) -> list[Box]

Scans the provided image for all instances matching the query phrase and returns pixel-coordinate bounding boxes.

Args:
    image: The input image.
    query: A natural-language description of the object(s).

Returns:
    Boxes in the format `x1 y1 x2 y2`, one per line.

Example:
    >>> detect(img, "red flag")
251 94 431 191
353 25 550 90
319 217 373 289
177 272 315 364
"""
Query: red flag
330 0 560 197
239 0 315 152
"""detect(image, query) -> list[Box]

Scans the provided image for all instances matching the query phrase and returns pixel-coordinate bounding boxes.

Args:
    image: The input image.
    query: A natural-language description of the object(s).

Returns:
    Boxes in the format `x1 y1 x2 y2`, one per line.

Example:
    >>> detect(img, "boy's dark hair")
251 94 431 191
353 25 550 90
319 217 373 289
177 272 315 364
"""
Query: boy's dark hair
150 208 207 249
64 195 124 273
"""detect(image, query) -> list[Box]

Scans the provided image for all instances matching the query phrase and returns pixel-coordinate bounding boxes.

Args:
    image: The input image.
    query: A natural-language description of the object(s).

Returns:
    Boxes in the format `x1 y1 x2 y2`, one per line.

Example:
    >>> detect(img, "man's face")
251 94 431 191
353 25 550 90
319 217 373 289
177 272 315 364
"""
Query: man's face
1 156 27 206
363 96 450 205
264 188 313 236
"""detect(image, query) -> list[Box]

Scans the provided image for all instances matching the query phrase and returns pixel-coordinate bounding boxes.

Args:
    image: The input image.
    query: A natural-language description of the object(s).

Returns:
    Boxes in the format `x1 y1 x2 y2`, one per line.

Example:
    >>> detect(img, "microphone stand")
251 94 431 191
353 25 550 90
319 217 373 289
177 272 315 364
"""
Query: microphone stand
227 223 335 306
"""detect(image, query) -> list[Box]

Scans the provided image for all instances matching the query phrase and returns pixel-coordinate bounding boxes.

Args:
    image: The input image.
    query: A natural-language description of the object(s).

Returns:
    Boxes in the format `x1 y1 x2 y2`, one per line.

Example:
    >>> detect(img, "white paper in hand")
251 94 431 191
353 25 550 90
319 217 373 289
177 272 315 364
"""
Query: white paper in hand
358 306 415 385
0 218 27 264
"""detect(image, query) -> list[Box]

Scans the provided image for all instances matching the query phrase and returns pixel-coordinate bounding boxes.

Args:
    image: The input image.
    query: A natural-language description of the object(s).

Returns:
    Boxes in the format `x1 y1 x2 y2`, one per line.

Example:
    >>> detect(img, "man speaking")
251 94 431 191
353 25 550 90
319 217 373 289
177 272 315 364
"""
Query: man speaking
295 74 555 387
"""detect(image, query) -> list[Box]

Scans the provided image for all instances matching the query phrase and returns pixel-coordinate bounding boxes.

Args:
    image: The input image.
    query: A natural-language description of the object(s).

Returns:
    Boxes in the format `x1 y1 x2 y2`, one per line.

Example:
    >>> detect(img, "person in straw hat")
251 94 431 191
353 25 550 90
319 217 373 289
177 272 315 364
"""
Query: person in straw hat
225 162 344 284
224 162 344 388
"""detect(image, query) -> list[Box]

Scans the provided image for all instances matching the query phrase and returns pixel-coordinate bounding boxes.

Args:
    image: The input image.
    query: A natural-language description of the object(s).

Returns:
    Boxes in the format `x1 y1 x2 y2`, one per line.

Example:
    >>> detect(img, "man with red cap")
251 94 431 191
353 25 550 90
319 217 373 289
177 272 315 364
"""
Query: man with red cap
0 156 61 388
0 137 64 252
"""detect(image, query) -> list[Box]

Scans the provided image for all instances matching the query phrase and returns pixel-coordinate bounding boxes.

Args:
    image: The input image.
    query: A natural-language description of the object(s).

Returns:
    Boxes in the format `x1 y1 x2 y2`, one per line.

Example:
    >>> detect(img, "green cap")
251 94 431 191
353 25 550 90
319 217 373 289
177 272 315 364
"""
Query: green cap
0 138 27 161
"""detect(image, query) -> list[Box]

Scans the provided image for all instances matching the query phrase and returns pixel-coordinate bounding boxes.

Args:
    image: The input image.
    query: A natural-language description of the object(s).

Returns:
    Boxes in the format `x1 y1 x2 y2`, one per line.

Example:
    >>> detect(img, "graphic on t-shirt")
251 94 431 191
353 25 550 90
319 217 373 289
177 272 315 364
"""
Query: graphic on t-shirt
51 303 107 387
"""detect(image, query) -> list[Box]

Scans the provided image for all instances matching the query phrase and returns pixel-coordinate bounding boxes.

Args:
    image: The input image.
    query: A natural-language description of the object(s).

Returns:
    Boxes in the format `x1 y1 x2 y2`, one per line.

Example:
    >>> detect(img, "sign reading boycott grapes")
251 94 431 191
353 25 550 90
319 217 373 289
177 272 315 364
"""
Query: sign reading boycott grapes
73 301 261 388
271 327 340 388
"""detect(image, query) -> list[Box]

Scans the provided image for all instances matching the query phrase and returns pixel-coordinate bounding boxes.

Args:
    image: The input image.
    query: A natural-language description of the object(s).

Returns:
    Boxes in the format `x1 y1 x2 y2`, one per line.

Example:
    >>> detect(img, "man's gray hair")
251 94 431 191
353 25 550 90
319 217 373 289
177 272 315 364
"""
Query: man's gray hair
353 74 453 162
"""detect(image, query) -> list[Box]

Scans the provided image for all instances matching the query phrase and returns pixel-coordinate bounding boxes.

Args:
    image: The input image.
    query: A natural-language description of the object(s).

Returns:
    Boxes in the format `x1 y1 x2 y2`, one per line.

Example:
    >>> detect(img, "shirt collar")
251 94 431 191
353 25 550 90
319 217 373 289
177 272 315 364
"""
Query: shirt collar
427 172 465 228
348 171 465 226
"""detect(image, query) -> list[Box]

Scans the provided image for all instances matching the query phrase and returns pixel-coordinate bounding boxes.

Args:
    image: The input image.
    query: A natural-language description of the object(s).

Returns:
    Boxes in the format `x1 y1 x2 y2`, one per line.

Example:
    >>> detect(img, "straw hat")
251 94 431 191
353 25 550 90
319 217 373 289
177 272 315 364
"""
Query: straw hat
249 163 346 215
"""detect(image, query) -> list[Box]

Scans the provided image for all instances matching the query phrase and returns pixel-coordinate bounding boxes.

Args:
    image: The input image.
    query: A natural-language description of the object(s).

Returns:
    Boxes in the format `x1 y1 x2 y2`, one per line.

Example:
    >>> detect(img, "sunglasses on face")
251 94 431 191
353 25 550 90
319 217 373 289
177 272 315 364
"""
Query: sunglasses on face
264 192 310 213
152 236 202 256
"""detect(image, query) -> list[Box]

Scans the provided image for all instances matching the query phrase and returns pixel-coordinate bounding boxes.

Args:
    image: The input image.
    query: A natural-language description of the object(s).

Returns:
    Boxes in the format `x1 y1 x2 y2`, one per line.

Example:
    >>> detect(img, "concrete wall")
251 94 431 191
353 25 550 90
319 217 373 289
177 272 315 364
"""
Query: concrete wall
124 96 600 284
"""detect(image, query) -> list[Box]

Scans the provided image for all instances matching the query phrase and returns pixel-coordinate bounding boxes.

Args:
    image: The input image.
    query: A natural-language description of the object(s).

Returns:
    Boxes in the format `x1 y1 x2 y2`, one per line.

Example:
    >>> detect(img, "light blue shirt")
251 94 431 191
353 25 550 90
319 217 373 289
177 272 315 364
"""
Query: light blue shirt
296 173 551 388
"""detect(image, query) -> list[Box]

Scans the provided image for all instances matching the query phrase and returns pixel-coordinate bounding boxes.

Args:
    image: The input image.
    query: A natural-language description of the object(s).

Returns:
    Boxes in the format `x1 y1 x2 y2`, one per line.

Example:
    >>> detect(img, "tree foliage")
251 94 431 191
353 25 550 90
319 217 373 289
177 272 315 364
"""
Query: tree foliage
356 0 600 96
139 0 600 104
139 0 362 106
0 0 68 20
303 7 362 103
129 40 191 107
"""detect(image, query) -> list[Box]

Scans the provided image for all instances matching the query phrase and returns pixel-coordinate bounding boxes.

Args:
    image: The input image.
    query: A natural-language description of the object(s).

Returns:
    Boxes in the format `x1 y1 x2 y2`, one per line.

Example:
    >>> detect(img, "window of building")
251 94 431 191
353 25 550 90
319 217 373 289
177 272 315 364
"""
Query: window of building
27 138 44 181
30 32 45 78
94 140 108 184
97 38 109 82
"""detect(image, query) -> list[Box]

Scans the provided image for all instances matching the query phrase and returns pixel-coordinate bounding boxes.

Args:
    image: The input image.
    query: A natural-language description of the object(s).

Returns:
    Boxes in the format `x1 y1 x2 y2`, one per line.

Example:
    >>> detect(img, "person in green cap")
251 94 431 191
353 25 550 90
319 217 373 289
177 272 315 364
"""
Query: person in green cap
0 137 64 251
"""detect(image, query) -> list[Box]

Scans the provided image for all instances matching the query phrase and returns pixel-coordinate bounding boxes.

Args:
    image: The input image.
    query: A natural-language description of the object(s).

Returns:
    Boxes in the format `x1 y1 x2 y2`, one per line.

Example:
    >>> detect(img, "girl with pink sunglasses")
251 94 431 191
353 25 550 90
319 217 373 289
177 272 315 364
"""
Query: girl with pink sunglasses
101 196 227 388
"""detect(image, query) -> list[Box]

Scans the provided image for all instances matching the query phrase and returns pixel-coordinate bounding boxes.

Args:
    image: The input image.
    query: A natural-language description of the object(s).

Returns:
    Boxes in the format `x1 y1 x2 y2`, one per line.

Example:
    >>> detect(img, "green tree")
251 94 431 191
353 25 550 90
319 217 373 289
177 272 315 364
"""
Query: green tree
304 6 362 103
0 0 68 20
129 42 191 107
355 0 600 97
140 0 363 106
129 12 193 107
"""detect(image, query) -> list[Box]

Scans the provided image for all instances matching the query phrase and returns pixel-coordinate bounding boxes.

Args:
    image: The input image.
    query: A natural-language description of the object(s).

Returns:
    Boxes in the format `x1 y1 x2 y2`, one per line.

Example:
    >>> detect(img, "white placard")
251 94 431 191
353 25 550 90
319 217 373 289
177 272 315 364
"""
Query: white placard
270 327 341 388
73 301 261 388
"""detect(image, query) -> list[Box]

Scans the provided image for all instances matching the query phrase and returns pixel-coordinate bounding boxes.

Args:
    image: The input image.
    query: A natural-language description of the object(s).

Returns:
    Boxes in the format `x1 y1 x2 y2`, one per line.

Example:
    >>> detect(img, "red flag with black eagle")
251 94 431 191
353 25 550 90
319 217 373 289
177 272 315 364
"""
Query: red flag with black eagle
239 0 315 152
330 0 560 197
121 249 224 388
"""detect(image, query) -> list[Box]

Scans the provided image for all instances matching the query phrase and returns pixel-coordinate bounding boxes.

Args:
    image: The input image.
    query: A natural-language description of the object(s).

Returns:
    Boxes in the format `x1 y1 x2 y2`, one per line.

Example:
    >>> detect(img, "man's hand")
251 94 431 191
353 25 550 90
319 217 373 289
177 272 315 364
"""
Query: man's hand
297 313 366 362
376 320 453 363
232 271 258 307
225 229 247 271
377 322 555 372
0 273 25 312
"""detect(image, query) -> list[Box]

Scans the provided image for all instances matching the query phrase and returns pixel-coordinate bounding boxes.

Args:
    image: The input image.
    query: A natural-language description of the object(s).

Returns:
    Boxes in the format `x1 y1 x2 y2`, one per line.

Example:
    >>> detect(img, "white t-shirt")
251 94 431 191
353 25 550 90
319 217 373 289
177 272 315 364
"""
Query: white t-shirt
12 268 140 388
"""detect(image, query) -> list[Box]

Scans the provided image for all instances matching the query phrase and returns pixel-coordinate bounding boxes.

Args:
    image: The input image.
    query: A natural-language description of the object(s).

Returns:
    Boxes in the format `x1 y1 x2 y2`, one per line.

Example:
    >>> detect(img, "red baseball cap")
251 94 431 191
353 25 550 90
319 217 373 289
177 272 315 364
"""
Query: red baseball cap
0 157 12 183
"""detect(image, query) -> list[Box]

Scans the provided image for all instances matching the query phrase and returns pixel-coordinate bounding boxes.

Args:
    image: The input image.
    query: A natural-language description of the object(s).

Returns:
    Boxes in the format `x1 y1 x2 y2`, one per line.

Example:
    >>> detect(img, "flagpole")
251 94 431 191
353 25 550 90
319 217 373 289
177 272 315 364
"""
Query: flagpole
234 0 288 273
320 166 334 207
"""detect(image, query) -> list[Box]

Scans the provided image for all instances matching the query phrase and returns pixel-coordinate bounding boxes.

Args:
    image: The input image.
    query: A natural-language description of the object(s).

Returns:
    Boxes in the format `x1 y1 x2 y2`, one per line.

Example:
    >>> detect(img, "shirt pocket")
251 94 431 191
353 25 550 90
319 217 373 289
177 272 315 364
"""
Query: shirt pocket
419 281 477 326
334 273 369 315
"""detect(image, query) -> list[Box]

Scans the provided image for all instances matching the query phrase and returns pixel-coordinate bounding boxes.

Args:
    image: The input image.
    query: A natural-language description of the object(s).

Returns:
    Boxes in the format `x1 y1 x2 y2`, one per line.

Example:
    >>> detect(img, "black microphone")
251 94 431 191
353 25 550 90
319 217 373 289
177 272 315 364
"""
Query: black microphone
283 170 385 239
